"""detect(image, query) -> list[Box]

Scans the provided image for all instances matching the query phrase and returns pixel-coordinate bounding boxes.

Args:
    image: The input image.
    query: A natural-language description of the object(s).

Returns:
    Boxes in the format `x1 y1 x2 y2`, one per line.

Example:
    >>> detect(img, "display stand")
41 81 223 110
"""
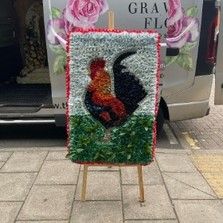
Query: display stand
81 11 145 203
81 164 144 202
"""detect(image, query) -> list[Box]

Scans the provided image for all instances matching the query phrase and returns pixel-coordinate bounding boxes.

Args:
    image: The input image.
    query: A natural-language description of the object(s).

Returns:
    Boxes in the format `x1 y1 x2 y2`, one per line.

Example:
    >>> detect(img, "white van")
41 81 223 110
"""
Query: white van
0 0 221 134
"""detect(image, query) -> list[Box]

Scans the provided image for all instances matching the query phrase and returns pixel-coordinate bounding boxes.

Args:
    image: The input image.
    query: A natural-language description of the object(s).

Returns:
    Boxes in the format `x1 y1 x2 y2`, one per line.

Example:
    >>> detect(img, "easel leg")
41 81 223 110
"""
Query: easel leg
137 165 145 203
81 165 89 202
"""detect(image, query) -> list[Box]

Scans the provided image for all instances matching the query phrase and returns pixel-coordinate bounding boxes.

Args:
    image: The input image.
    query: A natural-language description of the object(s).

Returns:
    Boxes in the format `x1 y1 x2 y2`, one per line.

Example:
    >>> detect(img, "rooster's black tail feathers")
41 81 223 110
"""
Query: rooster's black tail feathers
113 51 147 115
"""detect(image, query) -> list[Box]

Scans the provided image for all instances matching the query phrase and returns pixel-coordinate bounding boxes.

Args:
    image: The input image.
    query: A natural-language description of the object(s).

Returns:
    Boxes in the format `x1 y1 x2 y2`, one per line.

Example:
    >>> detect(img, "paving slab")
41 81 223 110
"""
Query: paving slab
0 173 37 201
0 147 66 152
163 172 216 199
16 221 68 223
173 200 223 223
121 162 163 185
75 171 121 200
0 152 12 161
125 221 177 223
1 151 47 172
35 160 80 185
123 185 176 220
0 202 22 223
18 185 75 221
156 149 188 154
0 162 4 169
191 154 223 173
202 172 223 198
70 201 123 223
156 153 197 172
191 154 223 198
46 151 67 160
193 150 223 155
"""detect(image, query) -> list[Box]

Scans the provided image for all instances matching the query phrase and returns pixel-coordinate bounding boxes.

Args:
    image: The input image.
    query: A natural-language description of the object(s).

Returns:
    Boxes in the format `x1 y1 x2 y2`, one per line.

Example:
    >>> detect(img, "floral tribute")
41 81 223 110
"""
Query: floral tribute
66 29 160 164
166 0 200 71
47 0 109 74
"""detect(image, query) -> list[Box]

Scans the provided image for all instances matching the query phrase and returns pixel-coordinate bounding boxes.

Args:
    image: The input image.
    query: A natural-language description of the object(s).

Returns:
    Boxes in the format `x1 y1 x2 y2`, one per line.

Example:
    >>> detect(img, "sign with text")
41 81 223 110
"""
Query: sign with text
97 0 168 38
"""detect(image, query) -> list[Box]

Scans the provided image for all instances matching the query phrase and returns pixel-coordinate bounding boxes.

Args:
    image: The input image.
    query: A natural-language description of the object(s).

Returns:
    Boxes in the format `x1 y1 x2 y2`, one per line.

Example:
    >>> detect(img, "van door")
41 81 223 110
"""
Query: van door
215 0 223 104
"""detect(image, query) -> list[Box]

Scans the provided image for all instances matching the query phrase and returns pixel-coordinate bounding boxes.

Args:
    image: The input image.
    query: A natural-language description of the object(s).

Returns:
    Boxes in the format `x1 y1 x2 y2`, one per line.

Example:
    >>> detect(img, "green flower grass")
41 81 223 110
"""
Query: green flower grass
67 114 155 164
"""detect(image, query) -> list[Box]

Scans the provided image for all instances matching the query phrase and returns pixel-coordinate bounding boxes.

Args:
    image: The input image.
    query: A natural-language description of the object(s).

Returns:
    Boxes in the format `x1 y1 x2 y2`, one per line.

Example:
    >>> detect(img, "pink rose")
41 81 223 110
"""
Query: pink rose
64 0 109 29
167 0 199 48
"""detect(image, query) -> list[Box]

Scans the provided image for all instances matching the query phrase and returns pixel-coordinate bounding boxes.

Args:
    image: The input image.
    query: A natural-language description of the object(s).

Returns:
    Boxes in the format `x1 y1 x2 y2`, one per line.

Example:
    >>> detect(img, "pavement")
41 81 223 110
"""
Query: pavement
1 83 223 223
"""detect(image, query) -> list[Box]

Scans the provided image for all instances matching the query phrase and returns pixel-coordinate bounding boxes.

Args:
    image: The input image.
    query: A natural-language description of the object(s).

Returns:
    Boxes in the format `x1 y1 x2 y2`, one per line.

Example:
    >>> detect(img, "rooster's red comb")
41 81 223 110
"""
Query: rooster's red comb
90 59 105 74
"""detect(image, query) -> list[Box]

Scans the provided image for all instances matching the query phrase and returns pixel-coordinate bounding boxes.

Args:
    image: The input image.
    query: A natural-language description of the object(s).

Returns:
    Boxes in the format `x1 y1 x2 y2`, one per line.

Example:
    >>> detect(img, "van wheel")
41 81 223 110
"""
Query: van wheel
156 107 164 137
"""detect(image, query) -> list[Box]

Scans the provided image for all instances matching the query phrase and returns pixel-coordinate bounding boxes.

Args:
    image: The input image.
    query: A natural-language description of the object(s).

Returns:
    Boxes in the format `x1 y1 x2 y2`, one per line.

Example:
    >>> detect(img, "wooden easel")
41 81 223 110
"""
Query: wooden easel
81 164 144 202
81 11 145 203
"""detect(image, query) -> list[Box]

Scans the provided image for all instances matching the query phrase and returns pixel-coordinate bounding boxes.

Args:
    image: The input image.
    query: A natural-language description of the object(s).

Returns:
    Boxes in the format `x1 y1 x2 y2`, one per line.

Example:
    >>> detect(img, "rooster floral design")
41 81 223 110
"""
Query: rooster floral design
66 30 160 164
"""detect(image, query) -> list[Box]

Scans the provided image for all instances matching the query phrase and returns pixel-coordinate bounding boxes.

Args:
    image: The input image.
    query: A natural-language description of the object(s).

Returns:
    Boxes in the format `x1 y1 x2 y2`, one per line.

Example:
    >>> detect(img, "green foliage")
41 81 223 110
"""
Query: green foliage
180 42 197 53
49 44 65 54
176 53 193 71
185 6 198 17
165 56 178 67
66 115 155 164
165 44 195 71
53 54 66 74
51 7 61 19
